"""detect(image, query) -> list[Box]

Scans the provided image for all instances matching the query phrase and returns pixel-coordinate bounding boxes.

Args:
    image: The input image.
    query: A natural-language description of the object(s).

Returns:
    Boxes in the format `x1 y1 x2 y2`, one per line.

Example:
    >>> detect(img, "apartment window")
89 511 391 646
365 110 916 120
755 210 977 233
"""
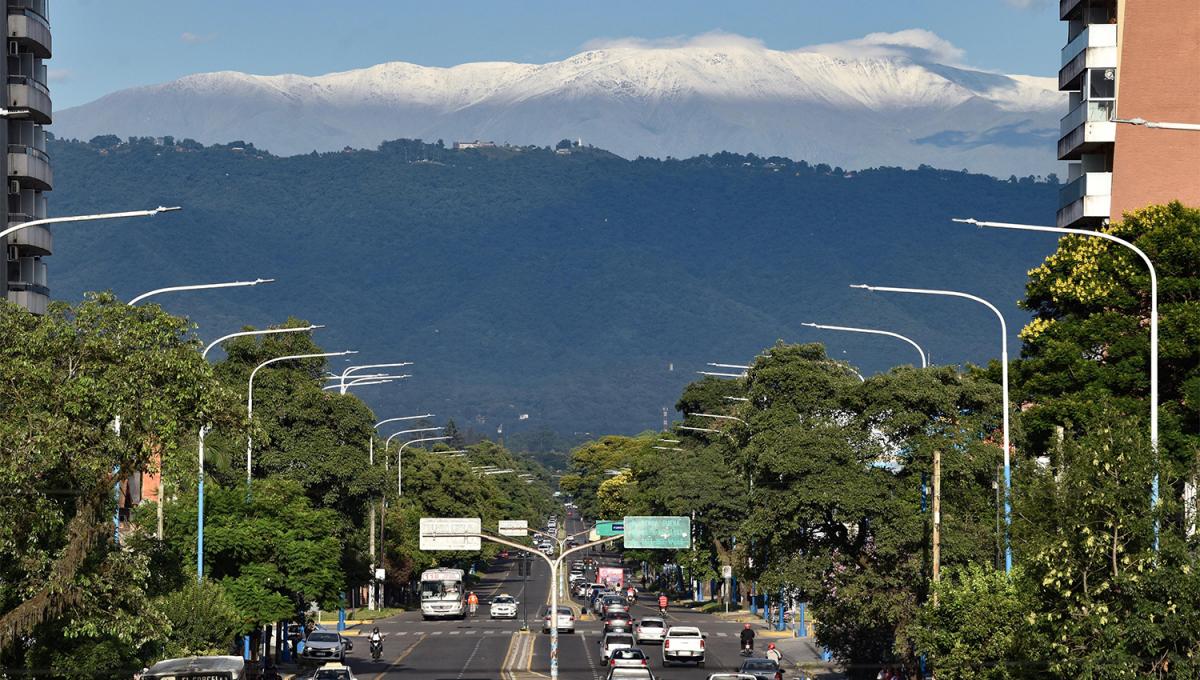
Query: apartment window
1087 68 1116 100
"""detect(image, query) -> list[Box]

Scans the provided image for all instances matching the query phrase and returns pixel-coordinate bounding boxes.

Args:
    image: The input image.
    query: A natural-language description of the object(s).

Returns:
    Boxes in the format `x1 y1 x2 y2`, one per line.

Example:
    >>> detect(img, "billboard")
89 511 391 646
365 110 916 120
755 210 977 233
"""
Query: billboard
419 517 482 551
596 521 625 537
498 519 528 537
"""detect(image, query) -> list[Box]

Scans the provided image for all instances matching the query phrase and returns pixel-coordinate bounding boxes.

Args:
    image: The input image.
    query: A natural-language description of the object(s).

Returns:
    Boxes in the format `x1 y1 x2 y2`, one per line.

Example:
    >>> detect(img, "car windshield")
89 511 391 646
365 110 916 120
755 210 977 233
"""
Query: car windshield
493 596 514 603
307 632 339 642
612 649 644 658
608 668 652 679
606 635 634 646
742 661 778 671
639 621 663 628
314 671 351 680
608 612 631 619
670 630 700 637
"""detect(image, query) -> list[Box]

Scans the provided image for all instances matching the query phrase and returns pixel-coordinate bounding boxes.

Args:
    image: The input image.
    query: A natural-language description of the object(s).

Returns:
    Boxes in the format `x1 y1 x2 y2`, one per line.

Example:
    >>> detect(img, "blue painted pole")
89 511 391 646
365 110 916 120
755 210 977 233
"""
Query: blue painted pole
113 466 121 543
750 585 758 615
762 594 770 623
777 589 785 631
798 602 807 637
243 635 250 660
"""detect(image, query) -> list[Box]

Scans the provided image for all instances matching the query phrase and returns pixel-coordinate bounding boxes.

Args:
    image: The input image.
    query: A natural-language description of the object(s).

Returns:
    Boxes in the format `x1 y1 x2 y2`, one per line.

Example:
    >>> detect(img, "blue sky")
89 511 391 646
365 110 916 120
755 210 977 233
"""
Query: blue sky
51 0 1061 109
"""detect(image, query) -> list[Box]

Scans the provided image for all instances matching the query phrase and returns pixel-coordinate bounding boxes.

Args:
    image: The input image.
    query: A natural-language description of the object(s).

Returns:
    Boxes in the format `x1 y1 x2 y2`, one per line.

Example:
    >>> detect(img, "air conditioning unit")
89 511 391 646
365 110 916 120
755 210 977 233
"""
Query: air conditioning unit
7 41 18 56
7 246 18 262
8 180 19 195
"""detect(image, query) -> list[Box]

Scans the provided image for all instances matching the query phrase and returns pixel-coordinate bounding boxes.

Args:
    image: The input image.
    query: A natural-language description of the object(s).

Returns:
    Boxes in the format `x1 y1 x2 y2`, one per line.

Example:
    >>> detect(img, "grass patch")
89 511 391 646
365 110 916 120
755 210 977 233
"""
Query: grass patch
347 606 409 620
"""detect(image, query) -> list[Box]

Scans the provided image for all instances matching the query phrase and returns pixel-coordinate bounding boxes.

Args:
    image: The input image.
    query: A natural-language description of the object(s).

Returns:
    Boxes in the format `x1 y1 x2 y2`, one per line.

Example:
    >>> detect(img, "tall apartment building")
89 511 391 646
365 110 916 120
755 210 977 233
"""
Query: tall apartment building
1058 0 1200 228
3 0 51 314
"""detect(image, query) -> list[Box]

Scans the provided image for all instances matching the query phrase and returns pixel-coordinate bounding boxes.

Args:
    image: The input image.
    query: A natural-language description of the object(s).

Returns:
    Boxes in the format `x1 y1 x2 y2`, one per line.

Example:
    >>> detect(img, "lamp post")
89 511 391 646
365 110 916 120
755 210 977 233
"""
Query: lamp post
247 350 357 489
195 324 323 581
366 414 434 610
128 278 275 305
852 283 1013 573
321 375 410 391
1114 117 1200 131
125 278 279 542
336 363 413 393
801 322 928 368
0 205 181 243
387 431 447 496
954 216 1163 544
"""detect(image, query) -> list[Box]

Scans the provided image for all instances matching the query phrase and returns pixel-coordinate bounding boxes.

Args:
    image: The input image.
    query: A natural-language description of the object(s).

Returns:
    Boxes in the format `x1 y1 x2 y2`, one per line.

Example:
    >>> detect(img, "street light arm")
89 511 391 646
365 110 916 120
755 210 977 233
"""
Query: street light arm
385 427 443 448
0 206 182 241
248 350 358 414
129 278 275 306
202 324 324 360
802 322 928 368
375 414 436 429
1114 117 1200 131
688 412 748 425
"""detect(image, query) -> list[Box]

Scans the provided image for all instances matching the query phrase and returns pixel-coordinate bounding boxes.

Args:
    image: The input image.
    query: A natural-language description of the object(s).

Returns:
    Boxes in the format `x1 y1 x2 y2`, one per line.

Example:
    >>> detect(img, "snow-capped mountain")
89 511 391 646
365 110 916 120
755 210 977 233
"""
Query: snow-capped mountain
53 33 1061 176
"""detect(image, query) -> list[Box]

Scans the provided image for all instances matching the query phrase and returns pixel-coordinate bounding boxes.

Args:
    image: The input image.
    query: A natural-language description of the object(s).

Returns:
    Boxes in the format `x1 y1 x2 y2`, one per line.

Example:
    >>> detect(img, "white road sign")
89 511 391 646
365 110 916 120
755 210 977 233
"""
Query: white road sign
420 517 482 551
498 519 529 537
722 565 733 579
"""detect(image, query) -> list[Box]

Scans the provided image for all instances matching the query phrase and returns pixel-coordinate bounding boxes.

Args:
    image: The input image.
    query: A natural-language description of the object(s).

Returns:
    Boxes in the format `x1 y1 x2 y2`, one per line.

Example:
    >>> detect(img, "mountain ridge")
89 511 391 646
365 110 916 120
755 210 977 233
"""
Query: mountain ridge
53 37 1061 177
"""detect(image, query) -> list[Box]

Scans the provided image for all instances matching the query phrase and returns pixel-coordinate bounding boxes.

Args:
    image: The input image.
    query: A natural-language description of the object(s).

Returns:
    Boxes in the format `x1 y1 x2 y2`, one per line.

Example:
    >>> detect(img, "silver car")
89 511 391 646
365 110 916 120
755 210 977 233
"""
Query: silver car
542 605 576 633
301 631 350 664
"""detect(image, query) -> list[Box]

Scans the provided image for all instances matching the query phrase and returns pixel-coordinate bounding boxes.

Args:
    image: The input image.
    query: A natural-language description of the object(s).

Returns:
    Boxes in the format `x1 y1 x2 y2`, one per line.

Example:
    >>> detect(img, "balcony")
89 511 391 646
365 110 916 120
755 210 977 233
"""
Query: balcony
8 8 51 58
1058 101 1115 159
1057 172 1112 228
7 75 51 123
1060 0 1084 19
7 144 51 190
5 219 51 255
1060 24 1117 91
7 287 48 314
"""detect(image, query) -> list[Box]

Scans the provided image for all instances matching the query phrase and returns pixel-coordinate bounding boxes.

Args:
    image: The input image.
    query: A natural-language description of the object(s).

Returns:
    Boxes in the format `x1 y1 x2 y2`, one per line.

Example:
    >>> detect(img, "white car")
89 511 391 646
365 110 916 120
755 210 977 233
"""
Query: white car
542 605 576 633
489 594 518 619
634 617 666 644
662 626 706 666
600 632 635 662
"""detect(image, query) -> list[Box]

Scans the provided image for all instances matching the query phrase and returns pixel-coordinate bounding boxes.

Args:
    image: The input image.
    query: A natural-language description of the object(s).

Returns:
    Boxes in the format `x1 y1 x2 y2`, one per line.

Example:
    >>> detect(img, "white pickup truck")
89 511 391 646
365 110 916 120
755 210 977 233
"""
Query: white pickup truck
662 626 706 666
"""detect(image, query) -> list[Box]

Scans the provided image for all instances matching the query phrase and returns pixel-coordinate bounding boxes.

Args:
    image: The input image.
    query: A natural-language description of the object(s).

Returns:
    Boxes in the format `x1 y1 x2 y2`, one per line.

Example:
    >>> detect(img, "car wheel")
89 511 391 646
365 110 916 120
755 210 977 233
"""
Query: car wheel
698 661 705 668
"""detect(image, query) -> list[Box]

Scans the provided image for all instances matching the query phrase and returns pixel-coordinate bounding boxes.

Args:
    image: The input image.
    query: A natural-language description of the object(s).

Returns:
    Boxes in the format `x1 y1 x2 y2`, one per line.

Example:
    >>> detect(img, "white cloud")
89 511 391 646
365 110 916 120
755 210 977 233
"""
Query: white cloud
180 31 216 44
581 31 766 52
579 29 971 67
799 29 968 66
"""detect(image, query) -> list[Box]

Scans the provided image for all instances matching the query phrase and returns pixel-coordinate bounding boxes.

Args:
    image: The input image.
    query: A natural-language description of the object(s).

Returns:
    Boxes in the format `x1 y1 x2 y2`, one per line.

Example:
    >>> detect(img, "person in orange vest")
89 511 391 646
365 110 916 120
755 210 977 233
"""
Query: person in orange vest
467 591 479 615
657 593 668 614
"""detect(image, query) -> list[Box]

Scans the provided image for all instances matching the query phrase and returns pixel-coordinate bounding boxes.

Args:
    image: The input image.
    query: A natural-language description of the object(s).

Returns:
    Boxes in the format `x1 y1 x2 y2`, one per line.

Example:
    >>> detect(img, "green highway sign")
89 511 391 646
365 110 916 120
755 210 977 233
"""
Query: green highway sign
622 515 691 549
596 520 624 537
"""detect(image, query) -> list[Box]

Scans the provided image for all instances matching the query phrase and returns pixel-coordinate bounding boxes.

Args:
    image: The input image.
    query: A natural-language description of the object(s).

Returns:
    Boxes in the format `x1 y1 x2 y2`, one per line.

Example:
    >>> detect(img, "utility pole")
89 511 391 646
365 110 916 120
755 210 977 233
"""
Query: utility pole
932 449 941 604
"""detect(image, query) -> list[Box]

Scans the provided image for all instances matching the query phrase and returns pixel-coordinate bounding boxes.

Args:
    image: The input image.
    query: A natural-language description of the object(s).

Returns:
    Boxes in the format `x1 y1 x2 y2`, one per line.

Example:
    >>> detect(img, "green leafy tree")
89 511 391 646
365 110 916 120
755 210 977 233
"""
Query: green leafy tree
155 579 245 657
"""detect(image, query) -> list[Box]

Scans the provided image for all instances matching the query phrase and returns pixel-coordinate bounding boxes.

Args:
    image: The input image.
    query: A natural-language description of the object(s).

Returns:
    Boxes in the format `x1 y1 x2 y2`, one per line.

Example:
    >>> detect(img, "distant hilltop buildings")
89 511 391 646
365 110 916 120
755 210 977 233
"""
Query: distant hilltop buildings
453 140 496 150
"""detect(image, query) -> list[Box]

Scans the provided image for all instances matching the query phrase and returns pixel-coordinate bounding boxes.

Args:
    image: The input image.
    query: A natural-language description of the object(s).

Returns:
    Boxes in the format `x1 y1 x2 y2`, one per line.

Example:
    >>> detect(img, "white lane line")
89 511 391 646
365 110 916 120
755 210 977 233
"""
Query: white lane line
455 635 486 680
431 631 443 636
579 632 600 680
718 632 728 637
449 631 460 635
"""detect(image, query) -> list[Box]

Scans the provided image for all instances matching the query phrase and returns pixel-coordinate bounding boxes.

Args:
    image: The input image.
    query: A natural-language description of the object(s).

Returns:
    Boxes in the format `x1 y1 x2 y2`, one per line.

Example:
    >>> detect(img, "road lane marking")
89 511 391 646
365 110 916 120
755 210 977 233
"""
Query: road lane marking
431 631 443 635
370 633 426 680
454 635 486 680
449 631 460 635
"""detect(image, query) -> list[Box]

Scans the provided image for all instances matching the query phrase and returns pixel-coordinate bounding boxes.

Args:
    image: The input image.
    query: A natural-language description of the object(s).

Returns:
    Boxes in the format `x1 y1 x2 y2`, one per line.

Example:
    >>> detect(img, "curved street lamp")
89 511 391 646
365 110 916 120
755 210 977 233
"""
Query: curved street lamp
852 283 1012 573
802 322 928 368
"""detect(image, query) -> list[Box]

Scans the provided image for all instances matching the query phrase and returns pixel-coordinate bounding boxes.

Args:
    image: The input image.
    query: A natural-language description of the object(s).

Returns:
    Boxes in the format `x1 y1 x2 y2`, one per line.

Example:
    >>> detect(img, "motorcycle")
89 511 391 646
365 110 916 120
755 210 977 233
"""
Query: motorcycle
370 639 383 662
740 640 754 657
625 593 636 606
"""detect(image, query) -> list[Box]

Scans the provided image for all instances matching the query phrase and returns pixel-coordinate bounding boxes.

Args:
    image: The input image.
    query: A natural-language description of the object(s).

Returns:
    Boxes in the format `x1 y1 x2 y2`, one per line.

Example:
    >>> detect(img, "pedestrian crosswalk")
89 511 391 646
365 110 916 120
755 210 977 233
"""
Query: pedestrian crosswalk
390 628 513 636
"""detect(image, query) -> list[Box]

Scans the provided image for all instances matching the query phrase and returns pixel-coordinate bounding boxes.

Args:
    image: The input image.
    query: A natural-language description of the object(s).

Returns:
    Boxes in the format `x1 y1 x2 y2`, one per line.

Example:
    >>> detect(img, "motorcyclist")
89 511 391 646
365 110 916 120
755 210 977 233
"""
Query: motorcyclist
740 623 755 654
657 593 668 615
369 627 383 659
765 642 782 663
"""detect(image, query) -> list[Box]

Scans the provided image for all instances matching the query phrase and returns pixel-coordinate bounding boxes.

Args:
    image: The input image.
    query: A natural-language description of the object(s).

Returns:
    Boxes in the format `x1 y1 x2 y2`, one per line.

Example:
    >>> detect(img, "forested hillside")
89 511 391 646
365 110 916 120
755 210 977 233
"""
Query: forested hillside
45 135 1060 438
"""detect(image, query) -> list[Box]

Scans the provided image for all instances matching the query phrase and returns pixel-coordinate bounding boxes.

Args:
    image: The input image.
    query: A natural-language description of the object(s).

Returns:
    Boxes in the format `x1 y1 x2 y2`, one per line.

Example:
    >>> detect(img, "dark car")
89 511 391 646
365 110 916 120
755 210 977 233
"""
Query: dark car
301 631 350 664
604 611 634 633
737 658 783 680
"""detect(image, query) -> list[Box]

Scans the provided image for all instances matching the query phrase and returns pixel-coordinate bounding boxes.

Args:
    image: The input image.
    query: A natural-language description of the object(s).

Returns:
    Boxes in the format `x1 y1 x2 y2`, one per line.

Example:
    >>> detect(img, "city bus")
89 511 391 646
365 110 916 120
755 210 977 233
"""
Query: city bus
420 567 466 619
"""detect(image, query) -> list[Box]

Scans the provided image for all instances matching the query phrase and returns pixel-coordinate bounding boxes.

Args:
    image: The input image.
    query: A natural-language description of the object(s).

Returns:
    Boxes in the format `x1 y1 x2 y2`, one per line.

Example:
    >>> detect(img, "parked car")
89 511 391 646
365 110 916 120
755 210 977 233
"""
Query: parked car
301 631 351 664
542 605 576 633
603 611 635 634
490 594 518 619
634 617 666 644
608 647 649 669
600 633 636 662
662 626 705 666
311 663 358 680
737 658 783 680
